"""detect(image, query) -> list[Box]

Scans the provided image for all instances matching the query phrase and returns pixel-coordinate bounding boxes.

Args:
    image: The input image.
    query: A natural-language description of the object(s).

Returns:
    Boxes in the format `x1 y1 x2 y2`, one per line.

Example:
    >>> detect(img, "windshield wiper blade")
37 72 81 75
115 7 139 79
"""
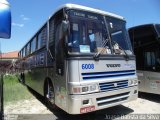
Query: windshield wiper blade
93 38 109 60
112 41 129 61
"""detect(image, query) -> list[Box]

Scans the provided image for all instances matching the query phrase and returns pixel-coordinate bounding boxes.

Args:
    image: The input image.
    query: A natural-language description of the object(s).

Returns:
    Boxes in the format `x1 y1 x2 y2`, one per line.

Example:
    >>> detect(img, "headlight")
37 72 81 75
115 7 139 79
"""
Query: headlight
72 84 99 94
82 86 89 92
134 79 138 85
128 79 138 86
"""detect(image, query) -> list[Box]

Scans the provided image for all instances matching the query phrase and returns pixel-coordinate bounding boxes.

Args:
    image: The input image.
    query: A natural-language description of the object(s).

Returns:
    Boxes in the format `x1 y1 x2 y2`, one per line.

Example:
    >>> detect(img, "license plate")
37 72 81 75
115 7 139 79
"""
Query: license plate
80 106 95 113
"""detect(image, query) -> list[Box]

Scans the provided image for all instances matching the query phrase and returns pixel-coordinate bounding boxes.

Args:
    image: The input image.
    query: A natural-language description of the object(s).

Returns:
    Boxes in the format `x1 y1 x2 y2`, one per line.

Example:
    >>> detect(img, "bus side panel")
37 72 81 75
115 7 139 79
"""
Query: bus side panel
138 70 160 95
144 71 160 95
53 60 68 112
24 49 48 96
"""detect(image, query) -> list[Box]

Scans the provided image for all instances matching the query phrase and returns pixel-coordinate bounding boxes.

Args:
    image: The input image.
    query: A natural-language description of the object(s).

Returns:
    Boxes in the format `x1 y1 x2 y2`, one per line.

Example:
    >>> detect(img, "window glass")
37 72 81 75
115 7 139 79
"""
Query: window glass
49 18 54 44
41 26 47 47
37 32 42 49
37 26 47 49
21 51 23 58
67 10 132 55
87 21 107 53
145 52 155 66
68 18 107 53
69 23 80 52
26 43 30 55
22 48 25 57
31 37 36 53
106 17 132 55
144 50 160 72
22 48 26 57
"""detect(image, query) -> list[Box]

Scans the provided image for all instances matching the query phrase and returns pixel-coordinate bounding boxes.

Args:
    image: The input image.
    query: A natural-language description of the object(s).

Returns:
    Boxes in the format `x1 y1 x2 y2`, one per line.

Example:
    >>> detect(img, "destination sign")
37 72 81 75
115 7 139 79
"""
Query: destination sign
87 15 98 20
69 10 101 20
73 12 85 17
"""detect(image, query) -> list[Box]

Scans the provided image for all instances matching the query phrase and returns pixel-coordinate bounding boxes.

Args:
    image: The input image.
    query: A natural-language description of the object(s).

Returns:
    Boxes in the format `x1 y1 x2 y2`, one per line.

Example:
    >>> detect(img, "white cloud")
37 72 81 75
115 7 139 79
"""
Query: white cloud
20 14 25 17
23 17 30 21
12 22 24 27
12 14 30 28
20 14 30 21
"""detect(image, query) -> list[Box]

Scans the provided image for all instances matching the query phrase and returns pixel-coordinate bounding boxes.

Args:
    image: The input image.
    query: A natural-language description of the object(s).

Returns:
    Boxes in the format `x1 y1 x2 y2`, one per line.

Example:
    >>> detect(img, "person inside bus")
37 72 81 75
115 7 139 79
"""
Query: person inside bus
89 30 111 54
89 32 97 52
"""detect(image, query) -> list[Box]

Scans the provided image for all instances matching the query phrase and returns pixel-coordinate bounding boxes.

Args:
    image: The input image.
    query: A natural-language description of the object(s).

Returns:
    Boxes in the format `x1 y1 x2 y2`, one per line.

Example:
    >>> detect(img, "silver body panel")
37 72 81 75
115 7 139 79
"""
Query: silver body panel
68 86 137 114
24 58 138 114
66 59 137 114
137 70 160 95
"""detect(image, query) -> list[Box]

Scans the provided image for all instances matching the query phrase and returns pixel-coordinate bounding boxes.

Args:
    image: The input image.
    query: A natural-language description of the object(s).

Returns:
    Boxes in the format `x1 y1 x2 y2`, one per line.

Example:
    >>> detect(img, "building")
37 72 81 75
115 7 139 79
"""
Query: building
0 51 18 74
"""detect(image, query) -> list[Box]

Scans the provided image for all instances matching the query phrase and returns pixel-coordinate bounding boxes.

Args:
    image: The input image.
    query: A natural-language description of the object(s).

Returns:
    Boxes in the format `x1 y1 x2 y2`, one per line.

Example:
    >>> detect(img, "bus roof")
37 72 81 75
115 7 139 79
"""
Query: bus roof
128 23 160 38
52 3 125 20
128 23 160 47
129 23 160 31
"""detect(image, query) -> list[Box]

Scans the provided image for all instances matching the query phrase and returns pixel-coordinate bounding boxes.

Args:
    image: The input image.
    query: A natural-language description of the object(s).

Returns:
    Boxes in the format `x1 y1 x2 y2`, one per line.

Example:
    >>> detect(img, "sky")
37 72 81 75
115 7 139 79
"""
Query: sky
0 0 160 53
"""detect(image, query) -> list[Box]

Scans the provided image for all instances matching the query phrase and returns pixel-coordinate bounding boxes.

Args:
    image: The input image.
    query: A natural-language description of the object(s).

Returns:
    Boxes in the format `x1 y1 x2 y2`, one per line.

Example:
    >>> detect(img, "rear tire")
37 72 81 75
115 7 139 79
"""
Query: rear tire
19 73 25 84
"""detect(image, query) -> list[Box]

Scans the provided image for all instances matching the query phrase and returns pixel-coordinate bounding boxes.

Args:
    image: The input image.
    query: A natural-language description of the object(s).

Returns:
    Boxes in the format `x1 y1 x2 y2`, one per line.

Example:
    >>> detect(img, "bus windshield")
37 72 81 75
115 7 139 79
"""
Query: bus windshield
67 10 132 55
107 17 132 54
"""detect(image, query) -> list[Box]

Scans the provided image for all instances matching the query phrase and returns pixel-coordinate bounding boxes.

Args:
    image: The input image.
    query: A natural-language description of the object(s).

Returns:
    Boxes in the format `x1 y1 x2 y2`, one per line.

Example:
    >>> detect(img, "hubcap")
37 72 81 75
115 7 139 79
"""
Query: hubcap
46 83 54 104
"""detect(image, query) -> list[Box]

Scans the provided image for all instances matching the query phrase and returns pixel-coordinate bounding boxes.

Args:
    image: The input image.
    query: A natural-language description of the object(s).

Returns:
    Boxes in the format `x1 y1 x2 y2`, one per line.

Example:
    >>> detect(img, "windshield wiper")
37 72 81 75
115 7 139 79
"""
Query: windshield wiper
112 40 129 61
93 38 109 60
93 16 112 60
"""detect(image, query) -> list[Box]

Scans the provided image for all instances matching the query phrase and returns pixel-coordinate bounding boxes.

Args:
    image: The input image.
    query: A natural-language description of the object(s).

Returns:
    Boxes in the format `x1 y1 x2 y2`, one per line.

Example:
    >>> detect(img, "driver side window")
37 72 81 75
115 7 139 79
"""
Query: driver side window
68 22 80 52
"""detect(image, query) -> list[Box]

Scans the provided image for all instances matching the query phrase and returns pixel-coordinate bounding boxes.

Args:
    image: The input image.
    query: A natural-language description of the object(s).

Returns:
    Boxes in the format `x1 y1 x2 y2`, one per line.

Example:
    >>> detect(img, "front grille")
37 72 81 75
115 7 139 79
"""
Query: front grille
99 80 128 92
81 70 135 80
96 92 130 107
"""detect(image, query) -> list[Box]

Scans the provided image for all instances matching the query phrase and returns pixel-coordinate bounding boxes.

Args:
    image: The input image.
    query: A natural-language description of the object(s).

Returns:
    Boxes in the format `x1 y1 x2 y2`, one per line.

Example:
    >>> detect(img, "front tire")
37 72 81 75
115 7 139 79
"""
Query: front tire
44 80 56 108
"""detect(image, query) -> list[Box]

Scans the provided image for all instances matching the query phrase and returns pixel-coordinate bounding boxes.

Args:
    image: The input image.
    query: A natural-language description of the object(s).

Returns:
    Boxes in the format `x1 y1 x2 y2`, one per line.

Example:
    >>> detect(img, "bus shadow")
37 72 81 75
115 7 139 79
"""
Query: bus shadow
138 92 160 103
28 87 134 120
50 105 133 120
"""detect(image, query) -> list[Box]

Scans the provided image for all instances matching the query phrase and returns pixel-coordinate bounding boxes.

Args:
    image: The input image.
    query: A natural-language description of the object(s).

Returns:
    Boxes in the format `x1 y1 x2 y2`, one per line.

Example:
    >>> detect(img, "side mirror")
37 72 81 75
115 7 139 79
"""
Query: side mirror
62 20 70 34
0 0 11 39
61 20 70 52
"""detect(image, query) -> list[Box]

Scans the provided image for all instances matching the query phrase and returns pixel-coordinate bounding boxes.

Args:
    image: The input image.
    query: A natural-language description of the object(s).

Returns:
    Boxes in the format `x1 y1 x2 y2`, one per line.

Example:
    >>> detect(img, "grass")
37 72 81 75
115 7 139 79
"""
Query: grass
3 74 33 105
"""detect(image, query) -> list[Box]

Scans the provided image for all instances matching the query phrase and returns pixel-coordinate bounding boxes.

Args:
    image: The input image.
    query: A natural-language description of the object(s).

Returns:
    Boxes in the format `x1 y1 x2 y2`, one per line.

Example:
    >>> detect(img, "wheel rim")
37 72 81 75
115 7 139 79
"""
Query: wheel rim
46 81 54 104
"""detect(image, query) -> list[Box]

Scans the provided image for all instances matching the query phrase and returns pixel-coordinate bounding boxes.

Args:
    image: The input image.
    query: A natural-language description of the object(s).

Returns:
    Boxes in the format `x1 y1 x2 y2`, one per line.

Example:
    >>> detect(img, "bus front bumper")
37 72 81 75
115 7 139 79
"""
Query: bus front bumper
67 86 138 114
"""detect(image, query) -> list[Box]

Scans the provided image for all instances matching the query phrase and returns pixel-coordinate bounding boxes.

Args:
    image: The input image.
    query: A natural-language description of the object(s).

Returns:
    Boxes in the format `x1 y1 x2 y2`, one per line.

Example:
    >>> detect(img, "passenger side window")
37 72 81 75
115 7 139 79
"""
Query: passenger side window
145 52 155 67
37 32 42 49
31 37 36 53
22 49 25 57
37 26 47 49
144 51 160 72
26 43 31 56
